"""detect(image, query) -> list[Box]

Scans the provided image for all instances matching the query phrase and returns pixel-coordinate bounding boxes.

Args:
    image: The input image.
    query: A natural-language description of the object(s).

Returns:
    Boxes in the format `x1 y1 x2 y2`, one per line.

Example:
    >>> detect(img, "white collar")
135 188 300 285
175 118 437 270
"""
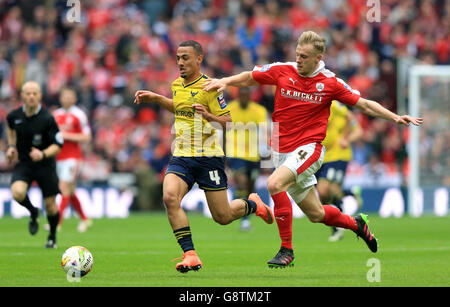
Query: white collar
22 103 42 116
300 60 325 78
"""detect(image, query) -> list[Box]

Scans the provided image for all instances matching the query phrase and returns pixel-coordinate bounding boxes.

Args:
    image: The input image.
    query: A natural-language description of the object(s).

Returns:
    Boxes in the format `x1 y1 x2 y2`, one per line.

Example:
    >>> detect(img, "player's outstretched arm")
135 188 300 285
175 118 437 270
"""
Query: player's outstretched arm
203 71 259 92
354 97 423 126
134 90 175 113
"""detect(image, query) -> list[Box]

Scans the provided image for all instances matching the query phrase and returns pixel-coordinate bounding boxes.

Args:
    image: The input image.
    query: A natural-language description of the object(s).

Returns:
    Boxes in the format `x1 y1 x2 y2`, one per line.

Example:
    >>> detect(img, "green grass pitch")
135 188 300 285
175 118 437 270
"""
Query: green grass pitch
0 213 449 287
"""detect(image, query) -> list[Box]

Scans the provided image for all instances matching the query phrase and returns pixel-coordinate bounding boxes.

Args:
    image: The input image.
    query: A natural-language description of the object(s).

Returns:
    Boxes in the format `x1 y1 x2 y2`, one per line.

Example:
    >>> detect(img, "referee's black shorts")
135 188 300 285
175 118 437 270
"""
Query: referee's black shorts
11 161 60 198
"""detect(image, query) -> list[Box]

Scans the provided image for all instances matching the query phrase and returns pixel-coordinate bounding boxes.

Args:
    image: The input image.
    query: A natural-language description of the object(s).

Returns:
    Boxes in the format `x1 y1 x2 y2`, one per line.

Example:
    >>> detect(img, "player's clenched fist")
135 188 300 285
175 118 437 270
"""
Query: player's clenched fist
29 147 44 162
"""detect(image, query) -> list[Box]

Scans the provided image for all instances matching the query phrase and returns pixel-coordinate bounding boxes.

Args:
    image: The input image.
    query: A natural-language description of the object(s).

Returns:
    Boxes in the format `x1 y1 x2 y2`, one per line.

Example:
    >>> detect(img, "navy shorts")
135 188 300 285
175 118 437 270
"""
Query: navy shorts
165 156 228 191
316 160 349 185
227 158 260 181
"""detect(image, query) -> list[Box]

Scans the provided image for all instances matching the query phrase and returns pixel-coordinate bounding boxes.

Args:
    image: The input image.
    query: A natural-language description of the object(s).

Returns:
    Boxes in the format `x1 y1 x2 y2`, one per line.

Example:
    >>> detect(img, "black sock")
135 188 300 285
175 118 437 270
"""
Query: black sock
18 196 37 217
242 199 257 216
47 211 60 239
174 226 194 253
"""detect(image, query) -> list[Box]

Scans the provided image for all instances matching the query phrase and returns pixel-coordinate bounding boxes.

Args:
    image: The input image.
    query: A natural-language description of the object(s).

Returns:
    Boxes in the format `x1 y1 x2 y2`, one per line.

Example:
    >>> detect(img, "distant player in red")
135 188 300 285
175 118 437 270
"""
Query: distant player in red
53 87 92 232
204 31 423 268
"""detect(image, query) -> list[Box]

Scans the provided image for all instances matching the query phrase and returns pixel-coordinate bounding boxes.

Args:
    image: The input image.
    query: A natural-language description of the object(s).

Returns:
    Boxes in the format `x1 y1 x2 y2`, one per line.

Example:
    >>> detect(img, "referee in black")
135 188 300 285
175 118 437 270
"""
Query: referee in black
5 81 63 248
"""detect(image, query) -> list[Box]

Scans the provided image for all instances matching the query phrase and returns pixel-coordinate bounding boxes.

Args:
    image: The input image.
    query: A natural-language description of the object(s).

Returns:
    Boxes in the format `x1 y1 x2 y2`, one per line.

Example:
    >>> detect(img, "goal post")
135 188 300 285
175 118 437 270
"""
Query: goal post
408 65 450 216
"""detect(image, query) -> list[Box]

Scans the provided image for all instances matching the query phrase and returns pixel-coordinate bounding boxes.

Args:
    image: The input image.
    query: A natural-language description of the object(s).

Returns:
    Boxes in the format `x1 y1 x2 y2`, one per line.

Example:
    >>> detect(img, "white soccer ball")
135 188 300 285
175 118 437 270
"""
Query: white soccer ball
61 246 93 277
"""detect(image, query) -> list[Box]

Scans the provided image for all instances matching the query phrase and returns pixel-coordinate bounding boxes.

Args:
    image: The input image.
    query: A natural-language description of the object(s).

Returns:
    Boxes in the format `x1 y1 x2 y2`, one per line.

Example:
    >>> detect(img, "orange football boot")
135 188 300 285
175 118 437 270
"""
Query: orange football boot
249 193 274 224
173 250 203 273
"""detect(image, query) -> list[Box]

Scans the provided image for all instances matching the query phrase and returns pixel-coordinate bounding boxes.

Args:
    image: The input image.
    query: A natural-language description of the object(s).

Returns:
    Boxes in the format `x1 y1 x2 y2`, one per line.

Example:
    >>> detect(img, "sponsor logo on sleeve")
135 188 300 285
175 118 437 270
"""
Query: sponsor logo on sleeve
217 93 227 109
254 64 271 72
337 78 353 92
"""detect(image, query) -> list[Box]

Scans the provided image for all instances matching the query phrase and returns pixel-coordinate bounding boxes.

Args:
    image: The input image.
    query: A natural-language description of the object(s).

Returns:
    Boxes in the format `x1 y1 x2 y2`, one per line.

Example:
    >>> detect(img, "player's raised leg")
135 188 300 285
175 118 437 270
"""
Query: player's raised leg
204 189 273 226
232 169 252 231
317 177 345 241
205 190 246 225
10 180 39 235
298 188 378 253
208 194 243 224
328 181 346 241
163 173 202 273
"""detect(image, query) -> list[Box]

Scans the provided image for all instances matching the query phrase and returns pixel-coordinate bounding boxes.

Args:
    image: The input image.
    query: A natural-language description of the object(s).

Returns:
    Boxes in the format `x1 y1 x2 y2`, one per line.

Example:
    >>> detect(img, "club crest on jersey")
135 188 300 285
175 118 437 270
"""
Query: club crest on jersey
316 83 325 92
217 93 227 109
188 91 199 103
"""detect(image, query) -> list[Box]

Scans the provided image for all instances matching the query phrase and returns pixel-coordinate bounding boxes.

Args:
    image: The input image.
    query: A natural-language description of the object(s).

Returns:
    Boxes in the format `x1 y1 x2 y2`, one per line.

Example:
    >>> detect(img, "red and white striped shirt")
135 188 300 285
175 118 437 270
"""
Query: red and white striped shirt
53 105 91 160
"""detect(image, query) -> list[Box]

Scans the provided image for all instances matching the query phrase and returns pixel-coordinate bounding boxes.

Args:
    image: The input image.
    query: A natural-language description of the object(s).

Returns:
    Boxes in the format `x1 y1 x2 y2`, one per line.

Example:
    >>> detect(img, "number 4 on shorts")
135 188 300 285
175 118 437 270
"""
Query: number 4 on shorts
209 170 220 185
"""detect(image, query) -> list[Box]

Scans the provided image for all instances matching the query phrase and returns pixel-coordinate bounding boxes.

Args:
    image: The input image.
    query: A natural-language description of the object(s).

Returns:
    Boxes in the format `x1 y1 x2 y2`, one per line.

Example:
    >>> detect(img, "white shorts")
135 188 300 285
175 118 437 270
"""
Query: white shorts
56 158 81 183
272 142 325 203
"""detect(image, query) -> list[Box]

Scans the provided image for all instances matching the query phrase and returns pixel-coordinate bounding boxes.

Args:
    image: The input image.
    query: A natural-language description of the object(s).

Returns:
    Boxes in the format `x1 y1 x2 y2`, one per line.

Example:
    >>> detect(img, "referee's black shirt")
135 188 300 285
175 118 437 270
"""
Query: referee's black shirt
6 105 63 166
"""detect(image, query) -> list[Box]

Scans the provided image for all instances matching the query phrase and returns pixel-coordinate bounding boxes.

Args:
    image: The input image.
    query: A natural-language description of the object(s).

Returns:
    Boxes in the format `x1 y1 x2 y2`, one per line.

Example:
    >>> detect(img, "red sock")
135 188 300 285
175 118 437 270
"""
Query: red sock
322 205 357 231
58 195 71 225
71 194 87 220
272 191 293 250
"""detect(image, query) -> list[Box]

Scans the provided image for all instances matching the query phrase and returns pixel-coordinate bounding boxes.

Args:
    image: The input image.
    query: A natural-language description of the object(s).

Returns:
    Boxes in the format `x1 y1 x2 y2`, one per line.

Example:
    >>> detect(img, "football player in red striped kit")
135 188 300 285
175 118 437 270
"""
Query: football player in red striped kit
53 87 92 232
204 31 423 268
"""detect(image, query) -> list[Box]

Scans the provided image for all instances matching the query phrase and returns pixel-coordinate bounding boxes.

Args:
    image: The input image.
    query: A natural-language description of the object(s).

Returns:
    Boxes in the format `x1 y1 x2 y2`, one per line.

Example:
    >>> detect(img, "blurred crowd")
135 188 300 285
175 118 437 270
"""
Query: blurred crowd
0 0 449 196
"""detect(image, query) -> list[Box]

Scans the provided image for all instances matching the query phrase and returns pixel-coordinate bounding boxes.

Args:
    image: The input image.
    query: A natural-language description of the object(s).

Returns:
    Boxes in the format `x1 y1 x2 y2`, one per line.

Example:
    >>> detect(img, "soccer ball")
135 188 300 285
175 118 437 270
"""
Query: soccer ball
61 246 93 277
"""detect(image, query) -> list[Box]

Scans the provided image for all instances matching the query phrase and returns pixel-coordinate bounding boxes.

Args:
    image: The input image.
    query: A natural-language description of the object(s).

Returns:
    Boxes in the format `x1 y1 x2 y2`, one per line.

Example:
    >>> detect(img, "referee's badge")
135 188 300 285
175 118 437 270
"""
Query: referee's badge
32 134 42 146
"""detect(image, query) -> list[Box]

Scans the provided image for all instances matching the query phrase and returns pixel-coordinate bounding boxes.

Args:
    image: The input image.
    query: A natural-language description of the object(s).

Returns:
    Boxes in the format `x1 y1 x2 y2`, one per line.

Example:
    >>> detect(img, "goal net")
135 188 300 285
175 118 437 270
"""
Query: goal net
408 65 450 216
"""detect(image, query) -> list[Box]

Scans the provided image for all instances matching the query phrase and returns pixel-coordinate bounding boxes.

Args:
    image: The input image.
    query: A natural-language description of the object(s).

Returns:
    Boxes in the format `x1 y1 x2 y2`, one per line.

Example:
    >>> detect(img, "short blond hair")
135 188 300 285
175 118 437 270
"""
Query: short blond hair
297 31 327 55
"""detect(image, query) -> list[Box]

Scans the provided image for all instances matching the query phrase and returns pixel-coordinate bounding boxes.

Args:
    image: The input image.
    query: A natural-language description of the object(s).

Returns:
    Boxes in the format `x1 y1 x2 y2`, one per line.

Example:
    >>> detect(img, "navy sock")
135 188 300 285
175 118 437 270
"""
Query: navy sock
174 226 194 253
242 199 257 216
